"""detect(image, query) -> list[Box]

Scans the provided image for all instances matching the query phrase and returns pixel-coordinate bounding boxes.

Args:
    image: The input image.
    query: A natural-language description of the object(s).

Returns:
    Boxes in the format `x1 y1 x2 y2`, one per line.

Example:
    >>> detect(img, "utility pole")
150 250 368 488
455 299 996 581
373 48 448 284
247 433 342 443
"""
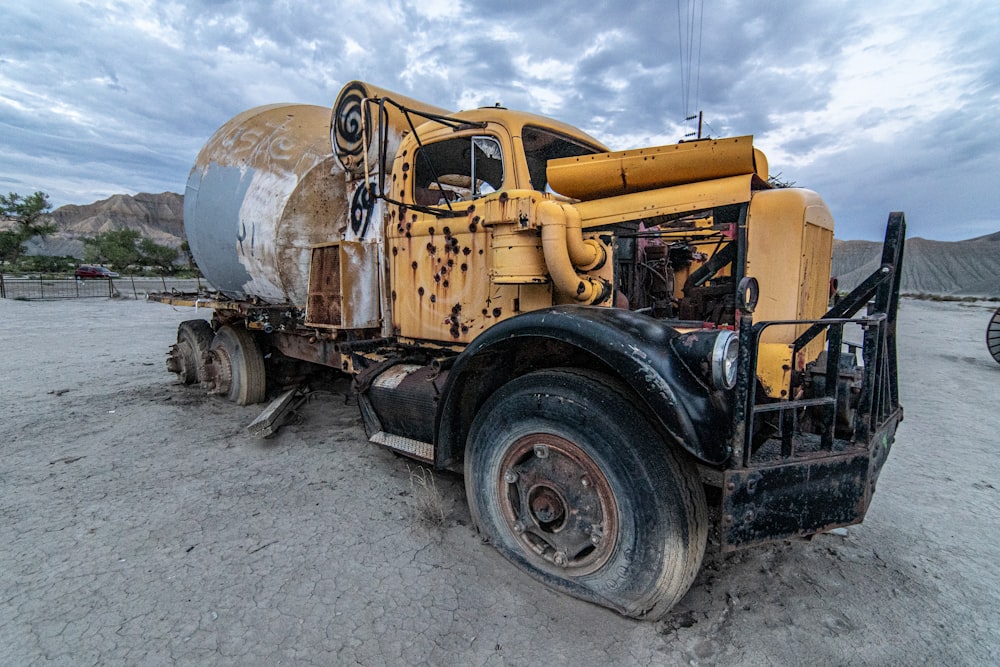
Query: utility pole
684 111 704 140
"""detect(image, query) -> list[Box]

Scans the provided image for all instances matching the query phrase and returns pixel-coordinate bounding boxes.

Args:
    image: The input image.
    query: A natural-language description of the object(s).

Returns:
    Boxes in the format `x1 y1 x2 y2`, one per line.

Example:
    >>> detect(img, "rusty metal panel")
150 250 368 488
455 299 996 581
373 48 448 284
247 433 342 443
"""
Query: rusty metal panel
305 241 380 329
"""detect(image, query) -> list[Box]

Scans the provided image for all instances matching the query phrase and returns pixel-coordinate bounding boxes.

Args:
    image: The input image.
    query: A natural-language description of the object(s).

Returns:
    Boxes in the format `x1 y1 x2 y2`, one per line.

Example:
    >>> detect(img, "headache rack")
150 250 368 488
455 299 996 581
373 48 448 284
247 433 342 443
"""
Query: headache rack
721 212 906 550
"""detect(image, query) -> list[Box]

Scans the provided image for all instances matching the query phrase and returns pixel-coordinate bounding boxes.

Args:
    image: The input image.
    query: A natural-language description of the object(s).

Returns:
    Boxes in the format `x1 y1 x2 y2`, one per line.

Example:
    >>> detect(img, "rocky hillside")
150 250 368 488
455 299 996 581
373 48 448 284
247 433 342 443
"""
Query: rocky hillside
833 231 1000 298
24 192 184 257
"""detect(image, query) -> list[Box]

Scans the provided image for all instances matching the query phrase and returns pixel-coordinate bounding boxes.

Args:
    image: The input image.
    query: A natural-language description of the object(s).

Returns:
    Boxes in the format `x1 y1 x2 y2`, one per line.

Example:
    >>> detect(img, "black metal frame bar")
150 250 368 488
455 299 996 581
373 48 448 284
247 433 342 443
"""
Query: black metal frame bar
729 212 906 468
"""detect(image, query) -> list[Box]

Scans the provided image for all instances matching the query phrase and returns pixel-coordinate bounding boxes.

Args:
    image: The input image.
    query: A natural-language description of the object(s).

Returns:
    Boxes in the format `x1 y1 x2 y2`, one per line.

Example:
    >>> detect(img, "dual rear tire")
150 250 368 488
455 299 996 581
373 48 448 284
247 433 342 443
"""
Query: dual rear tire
170 320 266 405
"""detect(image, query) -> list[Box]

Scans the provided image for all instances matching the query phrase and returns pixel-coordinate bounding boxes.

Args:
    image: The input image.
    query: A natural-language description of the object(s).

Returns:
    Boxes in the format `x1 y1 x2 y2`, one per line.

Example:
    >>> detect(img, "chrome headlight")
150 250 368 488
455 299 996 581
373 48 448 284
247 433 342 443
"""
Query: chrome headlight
711 330 739 390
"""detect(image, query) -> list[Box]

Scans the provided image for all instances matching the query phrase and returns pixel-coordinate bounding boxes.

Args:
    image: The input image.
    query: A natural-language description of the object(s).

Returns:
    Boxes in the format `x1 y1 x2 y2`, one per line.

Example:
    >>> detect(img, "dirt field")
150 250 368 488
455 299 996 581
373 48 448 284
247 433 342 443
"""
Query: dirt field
2 296 998 665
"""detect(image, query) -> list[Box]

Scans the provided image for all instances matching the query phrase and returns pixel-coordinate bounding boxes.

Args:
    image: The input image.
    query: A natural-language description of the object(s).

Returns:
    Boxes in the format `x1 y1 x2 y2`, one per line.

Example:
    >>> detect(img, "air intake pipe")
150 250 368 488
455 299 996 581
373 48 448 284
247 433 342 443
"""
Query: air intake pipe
537 200 609 304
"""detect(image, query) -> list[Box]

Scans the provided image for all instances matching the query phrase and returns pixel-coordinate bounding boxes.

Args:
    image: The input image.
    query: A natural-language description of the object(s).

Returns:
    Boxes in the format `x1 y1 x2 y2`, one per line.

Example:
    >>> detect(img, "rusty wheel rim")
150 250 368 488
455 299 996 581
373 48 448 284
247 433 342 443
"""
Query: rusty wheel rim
204 347 233 395
498 434 618 576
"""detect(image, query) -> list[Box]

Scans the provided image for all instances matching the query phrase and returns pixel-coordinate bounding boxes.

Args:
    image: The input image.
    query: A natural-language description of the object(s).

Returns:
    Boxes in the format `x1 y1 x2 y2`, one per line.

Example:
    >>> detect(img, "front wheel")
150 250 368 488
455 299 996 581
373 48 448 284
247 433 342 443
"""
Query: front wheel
465 369 707 620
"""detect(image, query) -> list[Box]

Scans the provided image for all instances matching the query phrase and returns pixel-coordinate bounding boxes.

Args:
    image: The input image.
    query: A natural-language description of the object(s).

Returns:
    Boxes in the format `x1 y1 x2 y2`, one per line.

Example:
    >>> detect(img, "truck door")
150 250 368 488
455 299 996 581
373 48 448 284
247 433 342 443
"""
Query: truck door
388 133 514 343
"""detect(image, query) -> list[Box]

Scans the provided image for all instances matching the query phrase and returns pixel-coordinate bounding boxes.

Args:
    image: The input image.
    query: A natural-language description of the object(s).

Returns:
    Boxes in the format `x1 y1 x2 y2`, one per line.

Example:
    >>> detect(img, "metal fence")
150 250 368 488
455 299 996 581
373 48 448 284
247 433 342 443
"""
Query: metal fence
0 274 207 300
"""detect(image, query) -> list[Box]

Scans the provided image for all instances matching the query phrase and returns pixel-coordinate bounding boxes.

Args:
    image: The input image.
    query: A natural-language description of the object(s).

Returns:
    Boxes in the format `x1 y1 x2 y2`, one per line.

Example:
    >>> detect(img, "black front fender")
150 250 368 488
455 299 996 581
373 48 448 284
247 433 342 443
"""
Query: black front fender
435 306 733 467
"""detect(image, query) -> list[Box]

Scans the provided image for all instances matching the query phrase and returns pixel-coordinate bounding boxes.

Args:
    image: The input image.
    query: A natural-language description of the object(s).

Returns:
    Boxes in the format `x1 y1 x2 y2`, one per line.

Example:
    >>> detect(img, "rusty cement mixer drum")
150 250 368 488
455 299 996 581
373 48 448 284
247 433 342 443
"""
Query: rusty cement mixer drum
184 104 349 305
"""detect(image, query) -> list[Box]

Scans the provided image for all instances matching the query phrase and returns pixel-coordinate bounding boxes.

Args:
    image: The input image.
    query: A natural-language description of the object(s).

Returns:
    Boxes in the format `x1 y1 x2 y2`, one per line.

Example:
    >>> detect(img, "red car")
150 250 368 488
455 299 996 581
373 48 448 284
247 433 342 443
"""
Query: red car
75 265 119 279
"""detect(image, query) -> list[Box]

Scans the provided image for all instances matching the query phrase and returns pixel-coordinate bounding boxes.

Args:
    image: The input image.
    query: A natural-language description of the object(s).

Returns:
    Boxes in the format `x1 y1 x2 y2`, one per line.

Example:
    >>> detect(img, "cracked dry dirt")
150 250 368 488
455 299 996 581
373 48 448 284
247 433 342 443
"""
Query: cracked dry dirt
2 297 998 665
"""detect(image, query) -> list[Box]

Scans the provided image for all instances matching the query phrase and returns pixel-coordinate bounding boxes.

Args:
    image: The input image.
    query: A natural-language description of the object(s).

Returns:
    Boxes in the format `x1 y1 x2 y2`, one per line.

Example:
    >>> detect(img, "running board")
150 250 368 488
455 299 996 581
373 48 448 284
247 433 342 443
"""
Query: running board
368 431 434 463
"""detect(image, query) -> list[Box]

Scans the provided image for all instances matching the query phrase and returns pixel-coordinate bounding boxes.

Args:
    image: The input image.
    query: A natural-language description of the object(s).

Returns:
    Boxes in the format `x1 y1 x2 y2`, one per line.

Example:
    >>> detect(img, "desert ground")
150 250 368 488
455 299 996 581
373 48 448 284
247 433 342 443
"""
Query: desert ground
1 296 998 665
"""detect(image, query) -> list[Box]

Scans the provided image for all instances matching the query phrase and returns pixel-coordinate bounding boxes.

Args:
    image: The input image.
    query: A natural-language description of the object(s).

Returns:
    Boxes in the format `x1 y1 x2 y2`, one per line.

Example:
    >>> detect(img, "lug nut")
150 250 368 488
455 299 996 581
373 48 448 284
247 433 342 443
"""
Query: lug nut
580 476 590 488
504 469 519 484
513 521 525 534
533 444 549 459
553 552 567 567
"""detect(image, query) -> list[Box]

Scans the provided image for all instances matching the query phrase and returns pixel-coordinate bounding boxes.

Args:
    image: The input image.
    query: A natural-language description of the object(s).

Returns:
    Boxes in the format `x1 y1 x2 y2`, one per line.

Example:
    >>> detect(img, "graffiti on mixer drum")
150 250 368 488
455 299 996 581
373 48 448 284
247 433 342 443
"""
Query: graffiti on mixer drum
237 222 256 257
350 181 377 239
334 81 370 166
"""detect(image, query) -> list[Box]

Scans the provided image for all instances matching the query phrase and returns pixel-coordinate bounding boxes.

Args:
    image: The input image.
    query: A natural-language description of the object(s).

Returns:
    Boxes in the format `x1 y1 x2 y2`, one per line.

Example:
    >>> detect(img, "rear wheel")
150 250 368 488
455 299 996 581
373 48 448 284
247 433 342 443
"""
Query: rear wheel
465 369 707 620
166 319 213 384
989 308 1000 364
204 325 267 405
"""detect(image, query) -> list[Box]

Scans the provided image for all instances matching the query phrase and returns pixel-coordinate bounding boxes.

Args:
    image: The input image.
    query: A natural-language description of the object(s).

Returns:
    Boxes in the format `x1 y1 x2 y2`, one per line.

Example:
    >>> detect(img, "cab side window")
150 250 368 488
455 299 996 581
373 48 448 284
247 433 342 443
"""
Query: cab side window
413 136 504 206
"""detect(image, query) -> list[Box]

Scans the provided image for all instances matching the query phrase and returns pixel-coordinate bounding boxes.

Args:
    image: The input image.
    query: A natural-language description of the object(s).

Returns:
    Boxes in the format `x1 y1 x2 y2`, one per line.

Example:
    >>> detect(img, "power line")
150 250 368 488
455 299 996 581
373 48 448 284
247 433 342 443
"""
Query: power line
676 0 705 131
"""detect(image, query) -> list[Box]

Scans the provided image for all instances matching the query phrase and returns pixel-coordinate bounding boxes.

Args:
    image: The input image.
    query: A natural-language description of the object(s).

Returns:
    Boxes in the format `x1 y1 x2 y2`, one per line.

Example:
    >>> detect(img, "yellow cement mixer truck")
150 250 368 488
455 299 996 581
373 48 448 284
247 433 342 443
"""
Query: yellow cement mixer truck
154 80 905 620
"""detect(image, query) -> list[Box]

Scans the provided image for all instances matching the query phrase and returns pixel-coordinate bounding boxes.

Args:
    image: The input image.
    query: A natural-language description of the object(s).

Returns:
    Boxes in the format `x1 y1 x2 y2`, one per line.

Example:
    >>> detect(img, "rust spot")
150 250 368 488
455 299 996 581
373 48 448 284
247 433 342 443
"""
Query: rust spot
418 286 425 297
461 325 469 334
391 290 397 301
463 247 472 256
411 261 418 270
461 263 468 272
450 238 460 253
442 280 449 288
430 294 437 303
478 249 484 255
402 163 410 172
429 227 436 236
499 192 509 203
433 273 441 283
412 214 418 222
576 281 585 295
482 308 489 316
451 303 462 315
443 226 452 237
447 258 454 267
426 243 437 255
392 247 398 256
492 307 502 318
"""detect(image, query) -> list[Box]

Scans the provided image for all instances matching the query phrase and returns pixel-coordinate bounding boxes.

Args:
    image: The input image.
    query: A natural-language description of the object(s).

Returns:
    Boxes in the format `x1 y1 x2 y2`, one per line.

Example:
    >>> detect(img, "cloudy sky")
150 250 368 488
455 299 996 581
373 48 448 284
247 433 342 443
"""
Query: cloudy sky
2 0 997 241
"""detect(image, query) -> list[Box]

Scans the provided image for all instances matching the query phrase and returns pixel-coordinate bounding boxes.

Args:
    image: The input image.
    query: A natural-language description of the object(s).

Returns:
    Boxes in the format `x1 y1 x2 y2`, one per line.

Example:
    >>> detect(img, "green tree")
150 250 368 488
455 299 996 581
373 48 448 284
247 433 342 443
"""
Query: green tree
0 191 55 264
179 239 199 272
83 228 142 268
0 231 22 265
139 237 179 274
83 229 180 274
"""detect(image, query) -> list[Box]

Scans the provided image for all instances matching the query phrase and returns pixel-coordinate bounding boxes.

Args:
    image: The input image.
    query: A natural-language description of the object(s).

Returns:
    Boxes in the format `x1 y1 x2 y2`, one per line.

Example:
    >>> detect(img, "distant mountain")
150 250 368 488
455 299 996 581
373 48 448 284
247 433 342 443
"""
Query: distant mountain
833 231 1000 297
17 191 1000 297
23 192 184 257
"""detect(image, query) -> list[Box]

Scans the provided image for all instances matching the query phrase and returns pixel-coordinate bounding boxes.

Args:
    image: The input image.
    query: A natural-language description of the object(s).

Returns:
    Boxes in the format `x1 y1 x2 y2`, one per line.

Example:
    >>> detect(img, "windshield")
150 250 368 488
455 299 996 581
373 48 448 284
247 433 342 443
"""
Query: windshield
521 125 603 192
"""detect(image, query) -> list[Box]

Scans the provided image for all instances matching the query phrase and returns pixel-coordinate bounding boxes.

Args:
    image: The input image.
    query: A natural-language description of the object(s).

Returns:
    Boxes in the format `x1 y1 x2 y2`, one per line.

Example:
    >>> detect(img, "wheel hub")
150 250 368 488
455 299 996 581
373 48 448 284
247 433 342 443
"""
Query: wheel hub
202 348 233 395
499 434 618 575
